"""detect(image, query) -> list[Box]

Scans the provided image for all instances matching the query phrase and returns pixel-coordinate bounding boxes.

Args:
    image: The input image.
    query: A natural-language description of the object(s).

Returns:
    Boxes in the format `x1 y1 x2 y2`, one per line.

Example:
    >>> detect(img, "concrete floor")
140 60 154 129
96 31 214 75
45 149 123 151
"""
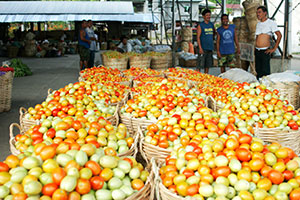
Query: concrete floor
0 54 300 161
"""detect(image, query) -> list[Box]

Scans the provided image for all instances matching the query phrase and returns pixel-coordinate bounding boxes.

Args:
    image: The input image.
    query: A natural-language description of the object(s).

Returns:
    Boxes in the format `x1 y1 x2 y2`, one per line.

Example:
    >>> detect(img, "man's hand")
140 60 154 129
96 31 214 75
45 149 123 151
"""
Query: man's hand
199 48 204 54
237 48 240 55
217 51 221 58
265 48 275 54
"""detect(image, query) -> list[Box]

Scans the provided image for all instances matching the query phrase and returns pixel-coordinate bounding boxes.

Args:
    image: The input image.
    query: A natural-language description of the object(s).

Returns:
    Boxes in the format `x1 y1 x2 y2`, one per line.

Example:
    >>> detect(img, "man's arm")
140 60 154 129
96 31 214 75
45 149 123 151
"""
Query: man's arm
197 24 203 54
234 28 240 54
266 30 282 54
80 30 90 44
216 32 221 58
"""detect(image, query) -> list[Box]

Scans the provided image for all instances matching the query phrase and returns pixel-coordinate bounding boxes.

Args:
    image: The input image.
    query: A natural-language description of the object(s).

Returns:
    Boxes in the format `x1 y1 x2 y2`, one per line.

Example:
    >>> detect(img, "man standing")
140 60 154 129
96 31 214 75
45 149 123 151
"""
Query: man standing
197 9 215 74
255 6 282 79
216 14 240 73
78 20 90 70
86 20 97 68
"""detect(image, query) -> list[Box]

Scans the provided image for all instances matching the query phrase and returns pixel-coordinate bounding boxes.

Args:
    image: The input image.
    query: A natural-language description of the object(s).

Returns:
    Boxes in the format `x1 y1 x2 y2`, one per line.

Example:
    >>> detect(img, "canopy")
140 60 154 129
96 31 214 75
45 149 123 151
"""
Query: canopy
0 1 159 23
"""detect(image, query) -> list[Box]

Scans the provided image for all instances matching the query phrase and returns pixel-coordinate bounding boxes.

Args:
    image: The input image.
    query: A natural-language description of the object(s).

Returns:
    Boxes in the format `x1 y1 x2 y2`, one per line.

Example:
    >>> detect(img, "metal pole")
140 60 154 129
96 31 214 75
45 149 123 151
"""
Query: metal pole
190 0 192 26
270 0 284 19
160 0 163 44
283 0 289 58
221 0 225 14
172 0 176 67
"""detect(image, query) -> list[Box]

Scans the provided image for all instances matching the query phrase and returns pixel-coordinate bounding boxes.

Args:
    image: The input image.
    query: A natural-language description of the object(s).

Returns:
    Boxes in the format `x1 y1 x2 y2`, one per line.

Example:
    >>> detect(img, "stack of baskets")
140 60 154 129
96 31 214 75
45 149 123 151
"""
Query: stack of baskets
0 71 14 112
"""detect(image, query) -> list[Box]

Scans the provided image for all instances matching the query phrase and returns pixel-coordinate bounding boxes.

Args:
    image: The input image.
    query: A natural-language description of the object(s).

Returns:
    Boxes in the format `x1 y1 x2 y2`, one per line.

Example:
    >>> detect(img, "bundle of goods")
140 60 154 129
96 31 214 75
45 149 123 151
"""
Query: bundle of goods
9 58 32 77
126 52 151 69
219 68 258 83
102 51 128 71
0 65 14 112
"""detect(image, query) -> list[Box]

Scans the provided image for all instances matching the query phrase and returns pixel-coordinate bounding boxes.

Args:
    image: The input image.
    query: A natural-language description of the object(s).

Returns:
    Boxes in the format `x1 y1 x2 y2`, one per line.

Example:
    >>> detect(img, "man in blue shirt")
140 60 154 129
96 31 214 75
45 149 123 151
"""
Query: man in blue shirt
197 9 215 74
216 14 240 73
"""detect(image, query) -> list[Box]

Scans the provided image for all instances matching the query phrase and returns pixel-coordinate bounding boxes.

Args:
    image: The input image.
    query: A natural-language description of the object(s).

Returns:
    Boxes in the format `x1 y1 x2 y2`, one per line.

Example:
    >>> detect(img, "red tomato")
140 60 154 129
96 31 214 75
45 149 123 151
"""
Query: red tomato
182 169 195 179
268 170 284 185
52 167 66 185
85 161 101 176
283 170 294 181
46 128 56 138
236 148 251 162
0 162 9 172
42 183 58 196
90 176 105 190
76 178 91 195
212 166 231 178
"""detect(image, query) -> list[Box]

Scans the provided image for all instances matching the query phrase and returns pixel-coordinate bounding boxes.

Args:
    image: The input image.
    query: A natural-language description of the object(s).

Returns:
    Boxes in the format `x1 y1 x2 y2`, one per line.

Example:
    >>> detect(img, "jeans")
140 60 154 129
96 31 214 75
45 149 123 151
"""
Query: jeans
255 49 271 79
88 50 96 68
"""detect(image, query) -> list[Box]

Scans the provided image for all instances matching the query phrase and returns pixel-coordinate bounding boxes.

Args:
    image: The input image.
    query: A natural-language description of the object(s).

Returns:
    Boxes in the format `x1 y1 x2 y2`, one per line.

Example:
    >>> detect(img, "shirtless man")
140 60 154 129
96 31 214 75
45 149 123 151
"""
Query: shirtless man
255 6 282 79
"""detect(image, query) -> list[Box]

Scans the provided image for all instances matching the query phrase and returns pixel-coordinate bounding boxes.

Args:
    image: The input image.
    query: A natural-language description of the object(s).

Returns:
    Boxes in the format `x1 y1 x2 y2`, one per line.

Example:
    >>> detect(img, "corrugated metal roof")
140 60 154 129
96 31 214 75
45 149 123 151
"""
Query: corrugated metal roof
0 14 159 23
0 1 134 14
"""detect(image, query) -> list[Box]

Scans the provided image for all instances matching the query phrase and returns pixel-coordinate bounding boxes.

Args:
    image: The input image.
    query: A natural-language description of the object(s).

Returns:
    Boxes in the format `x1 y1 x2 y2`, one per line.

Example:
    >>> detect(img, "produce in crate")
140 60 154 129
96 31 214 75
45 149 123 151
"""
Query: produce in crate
0 145 150 200
13 118 134 157
159 131 300 199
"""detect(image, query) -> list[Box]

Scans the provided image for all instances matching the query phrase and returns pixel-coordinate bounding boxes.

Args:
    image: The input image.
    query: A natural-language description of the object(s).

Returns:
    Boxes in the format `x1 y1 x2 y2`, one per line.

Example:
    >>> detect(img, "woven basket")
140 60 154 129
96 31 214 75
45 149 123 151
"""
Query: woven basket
105 105 119 126
0 71 13 112
151 55 168 70
102 55 128 71
9 123 23 156
118 130 139 158
254 127 300 155
129 56 151 69
119 114 157 135
19 107 40 133
207 96 224 112
263 79 300 109
7 46 19 58
124 162 155 200
138 127 172 165
181 27 193 42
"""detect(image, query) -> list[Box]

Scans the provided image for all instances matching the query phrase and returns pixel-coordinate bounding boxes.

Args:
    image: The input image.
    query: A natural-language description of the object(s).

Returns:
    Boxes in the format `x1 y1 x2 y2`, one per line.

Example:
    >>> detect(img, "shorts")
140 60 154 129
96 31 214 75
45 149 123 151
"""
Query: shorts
218 54 236 68
79 45 90 61
197 50 213 69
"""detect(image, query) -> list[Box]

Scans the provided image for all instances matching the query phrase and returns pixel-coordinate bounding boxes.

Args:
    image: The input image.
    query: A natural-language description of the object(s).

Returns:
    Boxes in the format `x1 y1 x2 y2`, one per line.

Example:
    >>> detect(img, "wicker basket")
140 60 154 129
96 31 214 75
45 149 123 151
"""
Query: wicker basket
207 96 224 112
254 127 300 155
9 123 23 156
124 162 155 200
19 107 39 133
151 55 168 70
138 127 172 165
119 114 157 135
7 46 19 58
109 80 132 88
0 71 13 112
102 55 128 71
105 105 119 126
262 79 300 109
129 56 151 69
179 58 197 68
118 130 139 158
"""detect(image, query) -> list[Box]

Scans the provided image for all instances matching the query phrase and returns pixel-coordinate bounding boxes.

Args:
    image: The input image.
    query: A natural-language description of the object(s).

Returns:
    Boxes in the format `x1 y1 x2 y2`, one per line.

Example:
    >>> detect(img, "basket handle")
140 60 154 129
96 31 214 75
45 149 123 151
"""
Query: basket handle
9 123 22 140
138 126 149 165
47 88 53 95
132 129 139 159
151 158 162 200
114 104 120 126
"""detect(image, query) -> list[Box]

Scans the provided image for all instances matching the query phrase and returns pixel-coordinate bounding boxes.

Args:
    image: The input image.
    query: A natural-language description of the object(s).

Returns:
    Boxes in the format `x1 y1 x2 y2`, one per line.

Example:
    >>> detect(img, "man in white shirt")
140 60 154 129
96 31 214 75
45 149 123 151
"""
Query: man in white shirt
86 20 97 68
255 6 282 79
117 36 132 53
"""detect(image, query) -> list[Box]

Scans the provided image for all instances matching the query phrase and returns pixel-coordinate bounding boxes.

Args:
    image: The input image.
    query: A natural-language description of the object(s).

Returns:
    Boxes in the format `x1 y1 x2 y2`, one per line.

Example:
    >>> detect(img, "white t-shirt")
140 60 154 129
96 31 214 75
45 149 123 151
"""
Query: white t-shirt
85 27 97 51
255 19 279 36
117 42 132 53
